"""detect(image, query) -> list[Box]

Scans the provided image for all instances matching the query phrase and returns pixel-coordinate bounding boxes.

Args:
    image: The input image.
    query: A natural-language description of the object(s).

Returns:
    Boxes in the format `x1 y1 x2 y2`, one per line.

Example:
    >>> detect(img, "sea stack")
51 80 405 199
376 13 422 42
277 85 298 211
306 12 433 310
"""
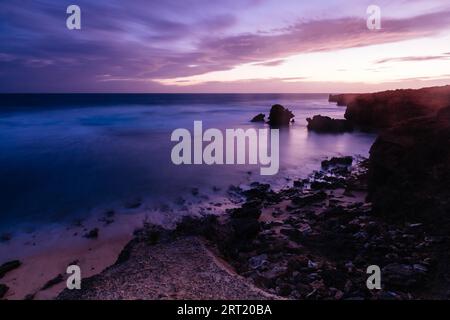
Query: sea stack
268 104 295 127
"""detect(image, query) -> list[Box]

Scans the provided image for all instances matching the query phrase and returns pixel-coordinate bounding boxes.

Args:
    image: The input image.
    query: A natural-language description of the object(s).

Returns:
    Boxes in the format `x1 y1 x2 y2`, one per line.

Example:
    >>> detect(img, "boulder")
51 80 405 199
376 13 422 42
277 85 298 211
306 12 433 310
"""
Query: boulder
306 115 353 133
268 104 295 127
41 274 64 291
248 254 269 270
0 260 21 278
321 156 353 169
250 113 265 122
291 191 327 207
230 200 262 220
231 218 260 240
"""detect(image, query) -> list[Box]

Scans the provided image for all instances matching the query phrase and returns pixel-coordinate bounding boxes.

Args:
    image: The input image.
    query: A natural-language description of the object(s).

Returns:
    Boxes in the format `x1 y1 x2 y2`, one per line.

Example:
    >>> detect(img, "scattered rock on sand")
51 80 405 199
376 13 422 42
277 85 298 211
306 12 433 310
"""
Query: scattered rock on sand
291 191 327 207
0 260 21 278
41 274 64 291
230 200 262 220
248 254 269 270
321 156 353 169
382 263 428 289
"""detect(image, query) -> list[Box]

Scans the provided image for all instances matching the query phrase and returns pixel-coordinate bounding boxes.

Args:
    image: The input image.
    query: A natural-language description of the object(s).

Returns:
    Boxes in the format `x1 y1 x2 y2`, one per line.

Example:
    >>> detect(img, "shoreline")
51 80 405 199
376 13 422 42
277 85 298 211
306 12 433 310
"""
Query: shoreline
0 155 370 300
56 156 446 300
0 179 249 299
0 210 151 299
1 85 449 300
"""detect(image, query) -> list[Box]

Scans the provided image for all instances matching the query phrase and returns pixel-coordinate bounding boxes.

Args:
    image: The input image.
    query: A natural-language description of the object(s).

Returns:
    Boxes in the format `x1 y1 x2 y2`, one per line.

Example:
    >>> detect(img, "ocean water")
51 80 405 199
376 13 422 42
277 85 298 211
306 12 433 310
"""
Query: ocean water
0 94 376 232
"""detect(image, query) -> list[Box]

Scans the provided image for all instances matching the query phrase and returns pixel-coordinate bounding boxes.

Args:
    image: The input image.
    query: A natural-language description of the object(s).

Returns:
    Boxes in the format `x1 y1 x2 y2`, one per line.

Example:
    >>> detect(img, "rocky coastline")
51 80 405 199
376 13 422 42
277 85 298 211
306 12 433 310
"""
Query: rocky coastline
57 156 447 300
327 85 450 225
2 85 449 300
57 85 450 300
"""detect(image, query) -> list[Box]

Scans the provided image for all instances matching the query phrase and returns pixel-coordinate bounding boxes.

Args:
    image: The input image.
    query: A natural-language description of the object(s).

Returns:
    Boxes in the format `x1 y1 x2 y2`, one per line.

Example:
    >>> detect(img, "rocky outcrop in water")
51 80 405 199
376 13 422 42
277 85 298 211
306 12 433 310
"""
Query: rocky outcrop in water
306 115 353 133
250 104 294 126
340 85 450 129
250 113 265 122
268 104 295 127
327 86 450 225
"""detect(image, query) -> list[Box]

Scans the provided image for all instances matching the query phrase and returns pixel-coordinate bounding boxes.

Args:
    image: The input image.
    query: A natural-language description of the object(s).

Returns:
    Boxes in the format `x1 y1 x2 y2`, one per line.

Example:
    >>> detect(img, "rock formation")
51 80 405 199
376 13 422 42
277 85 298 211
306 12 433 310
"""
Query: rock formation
306 115 353 133
250 113 265 122
328 94 358 107
268 104 295 127
368 106 450 222
342 85 450 129
329 85 450 224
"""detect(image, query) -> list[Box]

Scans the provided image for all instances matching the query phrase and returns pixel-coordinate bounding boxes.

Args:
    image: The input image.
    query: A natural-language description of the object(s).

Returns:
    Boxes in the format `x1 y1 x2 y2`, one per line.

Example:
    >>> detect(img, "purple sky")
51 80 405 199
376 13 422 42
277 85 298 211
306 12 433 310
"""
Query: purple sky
1 0 450 93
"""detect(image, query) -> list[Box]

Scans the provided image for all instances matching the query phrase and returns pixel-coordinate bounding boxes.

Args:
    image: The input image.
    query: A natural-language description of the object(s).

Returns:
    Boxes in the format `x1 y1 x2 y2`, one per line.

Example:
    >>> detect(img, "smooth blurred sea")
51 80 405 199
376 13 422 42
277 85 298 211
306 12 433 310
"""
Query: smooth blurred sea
0 94 376 231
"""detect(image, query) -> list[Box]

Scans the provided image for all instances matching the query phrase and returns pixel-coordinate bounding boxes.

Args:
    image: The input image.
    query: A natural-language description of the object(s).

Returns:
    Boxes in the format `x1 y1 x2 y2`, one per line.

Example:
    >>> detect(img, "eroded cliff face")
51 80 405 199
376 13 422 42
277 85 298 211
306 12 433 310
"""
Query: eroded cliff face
328 94 359 107
331 86 450 223
368 107 450 223
343 85 450 129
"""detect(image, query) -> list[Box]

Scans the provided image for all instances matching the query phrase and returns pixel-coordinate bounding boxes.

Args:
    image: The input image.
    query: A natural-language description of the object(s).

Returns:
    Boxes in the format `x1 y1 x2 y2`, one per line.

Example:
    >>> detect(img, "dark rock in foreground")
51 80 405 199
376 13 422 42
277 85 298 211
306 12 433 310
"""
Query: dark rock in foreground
56 159 447 300
368 106 450 222
328 86 450 224
0 260 21 278
306 115 353 133
382 263 428 289
250 113 265 122
41 274 64 291
0 284 9 299
268 104 295 127
321 156 353 169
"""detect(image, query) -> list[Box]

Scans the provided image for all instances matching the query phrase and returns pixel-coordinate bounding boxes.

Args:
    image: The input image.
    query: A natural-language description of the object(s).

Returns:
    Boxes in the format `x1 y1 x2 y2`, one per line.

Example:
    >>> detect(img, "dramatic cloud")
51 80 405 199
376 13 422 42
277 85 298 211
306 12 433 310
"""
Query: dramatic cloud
1 0 450 92
375 53 450 64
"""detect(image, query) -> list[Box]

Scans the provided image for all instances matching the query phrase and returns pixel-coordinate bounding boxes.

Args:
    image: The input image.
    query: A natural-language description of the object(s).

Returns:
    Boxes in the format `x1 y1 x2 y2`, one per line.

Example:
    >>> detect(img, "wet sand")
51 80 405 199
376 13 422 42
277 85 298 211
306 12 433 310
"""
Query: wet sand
0 211 150 299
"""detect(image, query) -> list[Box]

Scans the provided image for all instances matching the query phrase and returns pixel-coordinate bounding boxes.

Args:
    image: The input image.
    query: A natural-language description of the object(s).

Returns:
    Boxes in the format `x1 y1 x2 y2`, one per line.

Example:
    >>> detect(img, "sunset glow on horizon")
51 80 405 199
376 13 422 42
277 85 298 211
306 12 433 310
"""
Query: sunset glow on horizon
1 0 450 93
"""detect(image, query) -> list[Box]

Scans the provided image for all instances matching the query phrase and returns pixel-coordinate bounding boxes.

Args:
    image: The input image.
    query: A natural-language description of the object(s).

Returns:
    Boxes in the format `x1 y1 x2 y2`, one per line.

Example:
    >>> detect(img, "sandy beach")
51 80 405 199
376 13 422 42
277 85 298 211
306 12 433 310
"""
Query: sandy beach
0 210 151 299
